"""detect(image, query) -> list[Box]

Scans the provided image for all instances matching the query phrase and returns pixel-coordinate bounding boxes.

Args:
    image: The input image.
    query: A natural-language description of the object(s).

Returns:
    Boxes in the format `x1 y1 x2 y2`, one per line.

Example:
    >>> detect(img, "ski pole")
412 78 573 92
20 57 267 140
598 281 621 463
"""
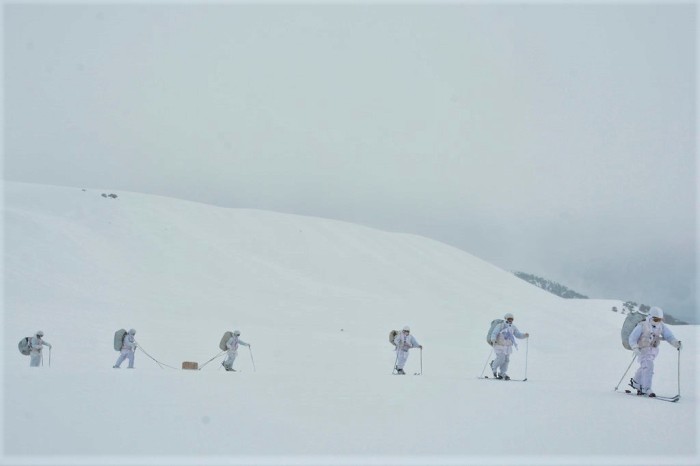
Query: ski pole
49 348 52 367
392 347 400 374
479 347 494 378
418 347 423 375
614 353 637 391
249 347 256 372
523 337 528 381
677 343 681 398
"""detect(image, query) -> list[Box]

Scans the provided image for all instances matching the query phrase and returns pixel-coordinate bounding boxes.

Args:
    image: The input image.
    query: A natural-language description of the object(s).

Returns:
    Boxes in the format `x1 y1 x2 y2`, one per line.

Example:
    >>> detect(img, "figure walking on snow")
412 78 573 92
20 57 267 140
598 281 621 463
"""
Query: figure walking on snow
29 330 52 367
489 313 529 380
114 328 137 368
393 326 422 375
628 307 681 397
222 330 250 371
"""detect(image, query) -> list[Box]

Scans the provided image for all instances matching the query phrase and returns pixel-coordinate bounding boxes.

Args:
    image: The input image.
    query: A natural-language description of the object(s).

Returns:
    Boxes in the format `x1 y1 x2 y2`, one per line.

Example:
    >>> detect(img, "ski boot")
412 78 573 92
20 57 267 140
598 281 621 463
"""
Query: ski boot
222 362 235 372
490 361 498 378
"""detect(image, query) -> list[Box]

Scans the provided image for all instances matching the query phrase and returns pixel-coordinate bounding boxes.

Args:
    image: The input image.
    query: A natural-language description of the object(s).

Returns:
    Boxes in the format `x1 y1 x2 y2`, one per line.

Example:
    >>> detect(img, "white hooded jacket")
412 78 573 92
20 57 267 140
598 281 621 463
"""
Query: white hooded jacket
628 316 678 350
121 334 137 352
29 336 51 353
393 333 420 352
226 335 249 353
490 322 526 348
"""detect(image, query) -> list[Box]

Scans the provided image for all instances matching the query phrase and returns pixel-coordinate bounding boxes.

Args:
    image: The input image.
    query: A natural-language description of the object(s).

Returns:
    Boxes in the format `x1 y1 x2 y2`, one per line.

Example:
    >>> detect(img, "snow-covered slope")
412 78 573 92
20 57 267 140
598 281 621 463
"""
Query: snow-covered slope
2 182 697 465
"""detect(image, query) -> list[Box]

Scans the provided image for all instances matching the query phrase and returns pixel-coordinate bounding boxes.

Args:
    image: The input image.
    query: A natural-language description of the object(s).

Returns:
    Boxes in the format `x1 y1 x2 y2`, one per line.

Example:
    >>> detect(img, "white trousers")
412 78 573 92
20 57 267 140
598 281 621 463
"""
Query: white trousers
114 349 135 368
492 344 513 375
395 349 410 370
30 351 42 367
633 347 659 393
224 350 238 369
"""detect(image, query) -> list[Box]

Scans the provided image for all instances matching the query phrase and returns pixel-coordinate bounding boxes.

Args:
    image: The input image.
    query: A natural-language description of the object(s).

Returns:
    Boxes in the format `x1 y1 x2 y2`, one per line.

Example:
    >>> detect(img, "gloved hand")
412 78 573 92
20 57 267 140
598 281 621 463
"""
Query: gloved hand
490 340 496 345
675 341 682 350
524 333 530 338
632 346 641 357
48 344 52 349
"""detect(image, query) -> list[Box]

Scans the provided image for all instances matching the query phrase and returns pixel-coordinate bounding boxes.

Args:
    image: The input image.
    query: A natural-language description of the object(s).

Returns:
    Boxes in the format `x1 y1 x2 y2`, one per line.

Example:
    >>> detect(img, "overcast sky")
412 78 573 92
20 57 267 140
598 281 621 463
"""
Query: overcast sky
4 3 697 322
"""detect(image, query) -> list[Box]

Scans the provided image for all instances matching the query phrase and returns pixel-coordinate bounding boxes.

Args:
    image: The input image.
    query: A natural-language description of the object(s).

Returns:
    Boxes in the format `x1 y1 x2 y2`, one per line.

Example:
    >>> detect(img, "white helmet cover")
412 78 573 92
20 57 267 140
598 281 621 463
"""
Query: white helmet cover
649 307 664 319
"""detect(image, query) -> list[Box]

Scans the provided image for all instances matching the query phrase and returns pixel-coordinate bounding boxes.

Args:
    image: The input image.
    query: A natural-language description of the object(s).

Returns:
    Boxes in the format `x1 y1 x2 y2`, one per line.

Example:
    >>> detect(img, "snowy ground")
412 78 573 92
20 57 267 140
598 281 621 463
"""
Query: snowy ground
2 182 698 466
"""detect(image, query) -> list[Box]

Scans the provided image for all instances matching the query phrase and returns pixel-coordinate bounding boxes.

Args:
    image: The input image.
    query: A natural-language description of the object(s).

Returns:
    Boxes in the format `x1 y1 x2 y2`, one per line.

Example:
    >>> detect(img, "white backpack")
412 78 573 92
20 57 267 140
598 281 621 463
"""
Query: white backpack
113 329 127 351
18 337 32 356
621 311 648 350
219 331 233 351
486 319 504 346
389 330 398 347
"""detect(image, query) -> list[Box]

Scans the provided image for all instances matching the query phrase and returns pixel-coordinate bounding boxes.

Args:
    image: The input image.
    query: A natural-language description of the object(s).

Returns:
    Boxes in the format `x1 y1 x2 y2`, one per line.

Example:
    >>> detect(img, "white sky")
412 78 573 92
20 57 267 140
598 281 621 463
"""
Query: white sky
3 2 697 322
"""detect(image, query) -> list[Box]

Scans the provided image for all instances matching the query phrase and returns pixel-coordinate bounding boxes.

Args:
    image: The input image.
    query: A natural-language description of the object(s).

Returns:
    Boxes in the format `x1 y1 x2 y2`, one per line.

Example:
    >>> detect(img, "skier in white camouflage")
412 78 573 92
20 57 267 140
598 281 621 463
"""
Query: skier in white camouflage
222 330 250 372
489 313 529 380
628 307 681 397
393 326 422 375
113 328 137 369
29 330 52 367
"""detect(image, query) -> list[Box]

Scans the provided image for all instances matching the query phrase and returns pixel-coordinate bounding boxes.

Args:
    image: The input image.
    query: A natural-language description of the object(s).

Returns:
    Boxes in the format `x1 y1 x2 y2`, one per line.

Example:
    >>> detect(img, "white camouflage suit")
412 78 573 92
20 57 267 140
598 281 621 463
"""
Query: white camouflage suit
29 333 52 367
223 333 250 370
393 329 421 373
490 318 528 378
114 329 137 368
628 313 680 395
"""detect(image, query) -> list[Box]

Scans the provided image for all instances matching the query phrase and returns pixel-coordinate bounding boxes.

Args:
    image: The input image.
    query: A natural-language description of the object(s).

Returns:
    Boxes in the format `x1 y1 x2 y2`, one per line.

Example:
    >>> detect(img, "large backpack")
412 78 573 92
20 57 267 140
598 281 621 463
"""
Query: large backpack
219 331 233 351
389 330 398 347
18 337 32 355
486 319 504 346
621 310 648 350
114 329 127 351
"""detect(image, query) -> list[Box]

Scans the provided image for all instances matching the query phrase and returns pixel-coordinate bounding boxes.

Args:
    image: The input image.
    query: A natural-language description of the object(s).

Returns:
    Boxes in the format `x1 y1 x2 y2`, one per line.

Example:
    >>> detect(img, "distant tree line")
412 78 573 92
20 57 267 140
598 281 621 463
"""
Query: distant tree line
613 301 687 325
513 271 589 299
515 272 688 325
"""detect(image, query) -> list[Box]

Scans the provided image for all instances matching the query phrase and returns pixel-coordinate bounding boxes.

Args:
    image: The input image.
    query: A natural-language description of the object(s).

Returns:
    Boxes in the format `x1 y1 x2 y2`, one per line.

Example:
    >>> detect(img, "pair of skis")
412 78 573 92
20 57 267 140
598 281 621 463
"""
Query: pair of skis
622 389 680 403
479 375 527 382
